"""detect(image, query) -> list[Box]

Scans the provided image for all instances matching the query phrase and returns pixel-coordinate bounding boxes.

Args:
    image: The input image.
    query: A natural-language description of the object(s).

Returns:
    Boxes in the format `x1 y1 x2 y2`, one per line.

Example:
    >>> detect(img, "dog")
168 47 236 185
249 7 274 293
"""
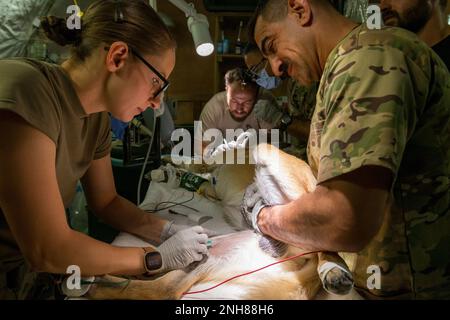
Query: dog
81 144 354 299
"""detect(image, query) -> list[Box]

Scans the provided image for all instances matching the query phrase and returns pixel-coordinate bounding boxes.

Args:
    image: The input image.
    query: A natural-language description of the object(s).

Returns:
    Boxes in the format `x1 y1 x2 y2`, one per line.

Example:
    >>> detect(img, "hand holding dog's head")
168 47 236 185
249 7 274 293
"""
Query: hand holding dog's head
240 183 268 234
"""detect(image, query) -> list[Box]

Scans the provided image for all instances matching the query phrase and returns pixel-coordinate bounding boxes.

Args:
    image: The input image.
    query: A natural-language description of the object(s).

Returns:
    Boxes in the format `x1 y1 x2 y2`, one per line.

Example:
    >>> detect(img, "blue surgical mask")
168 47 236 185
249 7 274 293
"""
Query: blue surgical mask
256 69 282 90
110 115 129 141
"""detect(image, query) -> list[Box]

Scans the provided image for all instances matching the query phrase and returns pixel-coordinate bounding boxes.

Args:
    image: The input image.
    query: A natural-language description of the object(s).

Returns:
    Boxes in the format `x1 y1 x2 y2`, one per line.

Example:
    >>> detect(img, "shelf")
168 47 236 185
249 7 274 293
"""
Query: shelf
213 12 253 92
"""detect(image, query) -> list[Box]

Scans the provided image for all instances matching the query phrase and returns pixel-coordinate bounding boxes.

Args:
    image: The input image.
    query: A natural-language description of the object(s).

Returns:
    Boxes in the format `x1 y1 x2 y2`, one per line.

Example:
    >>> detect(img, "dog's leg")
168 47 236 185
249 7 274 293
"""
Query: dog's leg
243 255 321 300
86 267 205 300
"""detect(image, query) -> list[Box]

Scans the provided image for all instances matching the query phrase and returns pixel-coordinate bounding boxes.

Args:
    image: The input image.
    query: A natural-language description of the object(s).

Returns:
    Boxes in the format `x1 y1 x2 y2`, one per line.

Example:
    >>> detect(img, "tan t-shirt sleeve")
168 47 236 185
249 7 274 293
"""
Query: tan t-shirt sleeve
200 93 222 133
0 60 60 144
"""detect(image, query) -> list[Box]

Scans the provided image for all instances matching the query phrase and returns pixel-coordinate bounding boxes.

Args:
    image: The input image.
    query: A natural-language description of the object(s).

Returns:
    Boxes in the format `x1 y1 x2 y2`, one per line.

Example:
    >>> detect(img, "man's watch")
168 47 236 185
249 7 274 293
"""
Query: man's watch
279 113 293 131
143 248 163 275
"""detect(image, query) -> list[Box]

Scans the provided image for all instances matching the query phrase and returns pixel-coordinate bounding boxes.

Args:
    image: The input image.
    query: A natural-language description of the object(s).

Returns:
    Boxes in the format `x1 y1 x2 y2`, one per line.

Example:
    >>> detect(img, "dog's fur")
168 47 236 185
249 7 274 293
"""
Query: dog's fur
84 144 353 300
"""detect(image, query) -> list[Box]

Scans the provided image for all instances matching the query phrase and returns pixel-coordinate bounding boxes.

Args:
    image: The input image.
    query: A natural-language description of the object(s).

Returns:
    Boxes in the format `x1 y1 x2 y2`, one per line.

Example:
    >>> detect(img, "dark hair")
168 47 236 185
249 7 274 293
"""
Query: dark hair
40 0 176 62
247 0 289 46
247 0 338 44
440 0 447 9
225 68 258 90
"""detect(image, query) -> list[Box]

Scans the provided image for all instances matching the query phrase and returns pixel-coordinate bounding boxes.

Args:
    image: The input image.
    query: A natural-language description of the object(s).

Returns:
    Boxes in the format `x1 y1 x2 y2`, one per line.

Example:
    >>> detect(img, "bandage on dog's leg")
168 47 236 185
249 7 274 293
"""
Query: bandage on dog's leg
317 252 354 295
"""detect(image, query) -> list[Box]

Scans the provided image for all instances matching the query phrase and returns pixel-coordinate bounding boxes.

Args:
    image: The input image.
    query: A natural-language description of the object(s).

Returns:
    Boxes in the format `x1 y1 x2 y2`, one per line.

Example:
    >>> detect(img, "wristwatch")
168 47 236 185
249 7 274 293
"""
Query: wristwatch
279 113 293 131
143 248 163 275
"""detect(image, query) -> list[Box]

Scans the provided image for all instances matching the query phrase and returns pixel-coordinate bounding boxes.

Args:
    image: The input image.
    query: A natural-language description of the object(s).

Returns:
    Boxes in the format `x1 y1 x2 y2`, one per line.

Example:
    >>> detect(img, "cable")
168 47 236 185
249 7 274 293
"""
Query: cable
143 192 196 213
182 250 321 296
137 115 156 205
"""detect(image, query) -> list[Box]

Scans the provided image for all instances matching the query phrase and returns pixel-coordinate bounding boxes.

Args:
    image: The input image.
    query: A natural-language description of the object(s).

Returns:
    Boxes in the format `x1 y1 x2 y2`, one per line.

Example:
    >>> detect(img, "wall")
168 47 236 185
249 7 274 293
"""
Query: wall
158 1 216 99
157 0 219 124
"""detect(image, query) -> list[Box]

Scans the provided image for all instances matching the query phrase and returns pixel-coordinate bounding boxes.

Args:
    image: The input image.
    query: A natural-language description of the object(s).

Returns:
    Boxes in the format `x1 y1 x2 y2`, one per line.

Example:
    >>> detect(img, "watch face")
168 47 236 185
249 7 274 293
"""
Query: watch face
145 251 162 271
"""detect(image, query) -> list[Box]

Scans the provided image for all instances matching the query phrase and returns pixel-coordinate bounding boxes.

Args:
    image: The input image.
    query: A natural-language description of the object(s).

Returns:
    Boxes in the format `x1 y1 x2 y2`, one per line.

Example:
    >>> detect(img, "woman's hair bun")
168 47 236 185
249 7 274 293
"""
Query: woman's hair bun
40 16 82 47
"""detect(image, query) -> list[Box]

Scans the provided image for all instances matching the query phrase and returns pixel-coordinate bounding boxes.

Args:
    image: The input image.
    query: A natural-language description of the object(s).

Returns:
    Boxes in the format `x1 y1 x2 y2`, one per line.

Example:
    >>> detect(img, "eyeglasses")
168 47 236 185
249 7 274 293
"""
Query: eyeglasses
104 46 170 99
131 49 170 99
111 0 170 99
248 59 268 79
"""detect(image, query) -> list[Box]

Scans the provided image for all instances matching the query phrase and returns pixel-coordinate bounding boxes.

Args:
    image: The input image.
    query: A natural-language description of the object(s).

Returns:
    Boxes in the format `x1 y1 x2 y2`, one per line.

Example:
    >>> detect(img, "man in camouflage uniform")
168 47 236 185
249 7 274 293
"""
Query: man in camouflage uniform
243 0 450 299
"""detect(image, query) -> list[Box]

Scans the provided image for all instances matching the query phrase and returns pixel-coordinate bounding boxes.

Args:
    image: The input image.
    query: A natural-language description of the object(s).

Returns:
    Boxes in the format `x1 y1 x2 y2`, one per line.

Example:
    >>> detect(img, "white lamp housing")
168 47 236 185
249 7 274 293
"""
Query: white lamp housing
187 14 214 56
166 0 215 57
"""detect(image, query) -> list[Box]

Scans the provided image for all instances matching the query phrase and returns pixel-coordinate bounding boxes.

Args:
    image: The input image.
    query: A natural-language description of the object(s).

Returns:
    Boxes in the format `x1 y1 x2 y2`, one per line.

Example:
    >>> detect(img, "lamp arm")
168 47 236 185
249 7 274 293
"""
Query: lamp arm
167 0 198 18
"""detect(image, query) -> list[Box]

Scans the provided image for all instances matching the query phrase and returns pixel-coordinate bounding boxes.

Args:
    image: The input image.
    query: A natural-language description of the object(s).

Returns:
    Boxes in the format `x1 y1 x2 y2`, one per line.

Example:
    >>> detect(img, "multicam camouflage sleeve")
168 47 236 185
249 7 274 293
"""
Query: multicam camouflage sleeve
310 46 423 183
308 25 450 299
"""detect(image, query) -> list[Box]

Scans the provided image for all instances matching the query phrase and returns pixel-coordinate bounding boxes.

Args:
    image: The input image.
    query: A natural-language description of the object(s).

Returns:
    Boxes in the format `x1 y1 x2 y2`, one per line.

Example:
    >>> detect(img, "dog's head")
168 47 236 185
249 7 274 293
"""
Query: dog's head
258 235 288 258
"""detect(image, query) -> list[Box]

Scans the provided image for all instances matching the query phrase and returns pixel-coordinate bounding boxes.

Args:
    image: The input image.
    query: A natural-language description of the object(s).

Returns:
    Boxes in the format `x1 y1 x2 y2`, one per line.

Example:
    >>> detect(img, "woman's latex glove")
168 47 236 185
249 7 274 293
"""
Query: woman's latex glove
157 226 209 271
160 221 218 242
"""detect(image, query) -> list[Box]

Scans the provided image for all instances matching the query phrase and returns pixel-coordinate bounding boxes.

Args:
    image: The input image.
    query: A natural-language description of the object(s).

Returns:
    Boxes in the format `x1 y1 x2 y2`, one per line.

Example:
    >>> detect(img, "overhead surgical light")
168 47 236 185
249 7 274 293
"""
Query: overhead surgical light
151 0 214 57
187 14 214 56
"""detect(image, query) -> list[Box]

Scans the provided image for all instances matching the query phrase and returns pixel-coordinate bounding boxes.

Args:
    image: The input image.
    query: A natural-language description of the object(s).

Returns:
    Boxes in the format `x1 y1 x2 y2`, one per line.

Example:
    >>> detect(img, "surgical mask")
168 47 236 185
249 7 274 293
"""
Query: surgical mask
256 69 282 90
110 116 129 141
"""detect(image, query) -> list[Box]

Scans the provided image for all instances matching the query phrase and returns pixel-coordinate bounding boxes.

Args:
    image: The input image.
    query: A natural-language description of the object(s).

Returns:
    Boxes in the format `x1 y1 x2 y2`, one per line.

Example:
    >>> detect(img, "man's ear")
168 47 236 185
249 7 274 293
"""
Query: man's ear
105 41 130 72
288 0 313 26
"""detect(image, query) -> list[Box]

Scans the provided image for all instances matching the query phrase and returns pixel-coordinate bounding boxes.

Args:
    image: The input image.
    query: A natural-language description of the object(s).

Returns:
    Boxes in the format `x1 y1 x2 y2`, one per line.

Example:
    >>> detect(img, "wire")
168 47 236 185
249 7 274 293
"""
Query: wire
143 192 196 213
182 250 321 296
137 115 156 205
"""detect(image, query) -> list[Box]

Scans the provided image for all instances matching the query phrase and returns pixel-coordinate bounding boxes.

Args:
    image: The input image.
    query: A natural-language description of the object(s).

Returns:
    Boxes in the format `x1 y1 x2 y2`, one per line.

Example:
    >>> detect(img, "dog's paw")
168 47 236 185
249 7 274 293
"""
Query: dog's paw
321 266 354 295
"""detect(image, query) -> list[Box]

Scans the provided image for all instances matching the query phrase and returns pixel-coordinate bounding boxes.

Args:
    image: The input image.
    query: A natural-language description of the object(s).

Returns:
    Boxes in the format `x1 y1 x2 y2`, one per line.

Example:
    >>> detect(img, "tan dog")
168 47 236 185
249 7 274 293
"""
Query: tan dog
83 144 353 299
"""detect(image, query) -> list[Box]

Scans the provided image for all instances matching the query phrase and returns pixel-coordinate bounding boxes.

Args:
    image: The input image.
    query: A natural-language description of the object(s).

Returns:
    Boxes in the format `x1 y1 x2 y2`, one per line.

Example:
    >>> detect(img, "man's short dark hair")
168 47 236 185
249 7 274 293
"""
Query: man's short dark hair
247 0 289 46
225 68 258 89
247 0 338 45
440 0 447 9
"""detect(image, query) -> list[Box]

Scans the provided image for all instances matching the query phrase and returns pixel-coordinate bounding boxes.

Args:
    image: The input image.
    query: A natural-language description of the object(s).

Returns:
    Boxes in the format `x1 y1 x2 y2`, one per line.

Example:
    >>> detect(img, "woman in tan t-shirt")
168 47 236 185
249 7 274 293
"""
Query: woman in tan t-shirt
0 0 210 299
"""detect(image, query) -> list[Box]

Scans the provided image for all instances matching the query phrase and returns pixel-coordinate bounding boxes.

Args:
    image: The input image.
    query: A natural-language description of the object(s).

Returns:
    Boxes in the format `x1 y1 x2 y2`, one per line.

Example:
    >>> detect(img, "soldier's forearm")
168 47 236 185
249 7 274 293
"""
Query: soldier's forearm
257 169 390 252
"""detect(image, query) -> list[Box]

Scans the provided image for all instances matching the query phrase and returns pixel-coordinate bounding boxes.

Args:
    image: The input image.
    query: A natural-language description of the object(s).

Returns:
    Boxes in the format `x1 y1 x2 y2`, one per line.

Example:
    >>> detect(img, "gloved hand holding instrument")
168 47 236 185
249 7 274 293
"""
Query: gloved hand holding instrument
160 221 217 242
157 226 210 272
